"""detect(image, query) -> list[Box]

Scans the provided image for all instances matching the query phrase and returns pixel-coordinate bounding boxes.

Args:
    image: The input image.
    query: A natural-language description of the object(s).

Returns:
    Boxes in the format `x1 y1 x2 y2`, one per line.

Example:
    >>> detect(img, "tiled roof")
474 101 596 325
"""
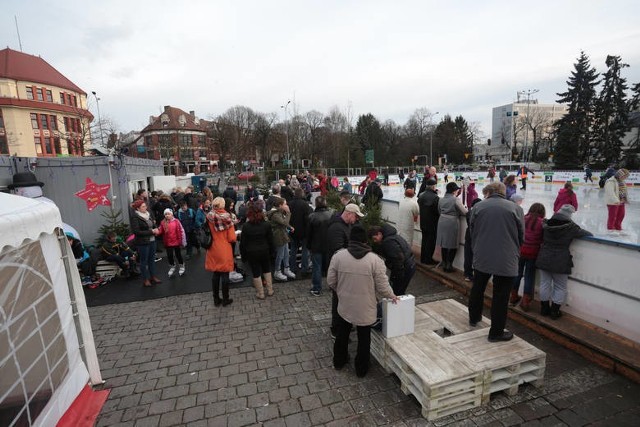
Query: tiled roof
0 48 85 94
141 105 212 132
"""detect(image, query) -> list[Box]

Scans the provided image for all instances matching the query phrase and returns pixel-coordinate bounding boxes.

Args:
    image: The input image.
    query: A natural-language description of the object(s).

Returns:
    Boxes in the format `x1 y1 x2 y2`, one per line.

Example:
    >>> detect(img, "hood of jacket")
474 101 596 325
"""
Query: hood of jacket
380 223 397 238
544 216 577 236
347 241 371 259
267 208 279 221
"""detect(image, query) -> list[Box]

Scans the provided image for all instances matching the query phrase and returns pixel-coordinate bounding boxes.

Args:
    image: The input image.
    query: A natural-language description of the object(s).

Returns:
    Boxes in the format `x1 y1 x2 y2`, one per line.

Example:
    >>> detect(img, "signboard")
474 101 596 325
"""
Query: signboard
365 149 374 164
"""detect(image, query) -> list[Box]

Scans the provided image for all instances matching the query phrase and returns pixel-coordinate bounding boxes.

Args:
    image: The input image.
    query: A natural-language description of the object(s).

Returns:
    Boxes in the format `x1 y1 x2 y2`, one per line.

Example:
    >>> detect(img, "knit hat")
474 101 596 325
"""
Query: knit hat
615 168 630 180
349 225 368 243
510 194 524 203
163 208 173 216
555 204 575 221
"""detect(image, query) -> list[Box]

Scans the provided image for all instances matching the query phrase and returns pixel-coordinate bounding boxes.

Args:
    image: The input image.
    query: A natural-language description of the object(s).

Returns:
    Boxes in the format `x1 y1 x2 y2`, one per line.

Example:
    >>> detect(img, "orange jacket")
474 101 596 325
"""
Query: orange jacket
205 218 237 272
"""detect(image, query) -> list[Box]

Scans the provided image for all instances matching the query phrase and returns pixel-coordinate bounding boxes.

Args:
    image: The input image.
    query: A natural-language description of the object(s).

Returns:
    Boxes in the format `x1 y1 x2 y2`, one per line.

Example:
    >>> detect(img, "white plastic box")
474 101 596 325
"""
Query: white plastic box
382 294 415 338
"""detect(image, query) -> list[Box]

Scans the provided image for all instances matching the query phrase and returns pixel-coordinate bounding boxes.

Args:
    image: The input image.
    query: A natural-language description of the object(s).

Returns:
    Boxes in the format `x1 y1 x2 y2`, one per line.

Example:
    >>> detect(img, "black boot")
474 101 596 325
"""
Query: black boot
221 274 233 306
550 303 562 320
440 249 449 270
446 249 457 272
212 276 222 307
540 301 550 316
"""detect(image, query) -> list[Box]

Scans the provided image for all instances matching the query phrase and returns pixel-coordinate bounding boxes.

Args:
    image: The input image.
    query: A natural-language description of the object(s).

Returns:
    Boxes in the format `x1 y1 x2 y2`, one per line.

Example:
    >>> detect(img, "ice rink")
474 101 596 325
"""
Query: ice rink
381 180 640 246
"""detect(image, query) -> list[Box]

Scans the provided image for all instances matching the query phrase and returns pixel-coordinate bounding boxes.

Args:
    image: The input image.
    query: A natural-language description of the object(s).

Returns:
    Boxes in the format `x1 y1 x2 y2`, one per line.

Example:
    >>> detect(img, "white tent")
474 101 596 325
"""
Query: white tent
0 193 102 426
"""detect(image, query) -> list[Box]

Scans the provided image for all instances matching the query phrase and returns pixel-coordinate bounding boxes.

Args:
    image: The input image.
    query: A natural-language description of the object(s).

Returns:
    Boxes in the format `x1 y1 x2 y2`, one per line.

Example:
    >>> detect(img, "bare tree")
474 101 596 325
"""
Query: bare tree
252 112 279 165
520 105 554 161
405 108 437 153
304 110 325 165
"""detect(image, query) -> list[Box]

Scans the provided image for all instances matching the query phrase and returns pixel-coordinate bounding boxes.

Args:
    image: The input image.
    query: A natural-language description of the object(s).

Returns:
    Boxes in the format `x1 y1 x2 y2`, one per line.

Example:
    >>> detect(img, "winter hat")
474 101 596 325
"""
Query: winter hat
510 194 524 203
555 204 575 221
446 182 460 193
349 225 368 243
425 178 437 186
8 172 44 189
615 168 630 180
163 208 173 216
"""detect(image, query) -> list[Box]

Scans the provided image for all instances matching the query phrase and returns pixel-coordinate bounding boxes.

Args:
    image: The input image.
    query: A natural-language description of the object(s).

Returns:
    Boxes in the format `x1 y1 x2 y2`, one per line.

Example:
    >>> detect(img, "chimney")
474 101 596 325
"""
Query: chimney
190 110 195 117
164 105 170 112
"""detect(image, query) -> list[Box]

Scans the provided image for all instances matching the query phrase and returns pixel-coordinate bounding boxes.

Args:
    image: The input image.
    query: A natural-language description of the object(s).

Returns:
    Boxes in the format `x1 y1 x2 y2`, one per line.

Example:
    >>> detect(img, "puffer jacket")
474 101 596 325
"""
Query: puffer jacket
325 214 351 259
520 214 544 259
327 243 396 326
307 206 335 253
536 215 593 274
288 196 312 240
158 218 186 248
374 223 415 274
267 208 291 246
553 188 578 213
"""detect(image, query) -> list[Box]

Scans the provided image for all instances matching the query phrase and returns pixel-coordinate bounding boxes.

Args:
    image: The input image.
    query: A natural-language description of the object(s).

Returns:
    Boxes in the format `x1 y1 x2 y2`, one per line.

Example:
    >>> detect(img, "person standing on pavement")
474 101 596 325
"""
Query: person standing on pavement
267 197 297 282
206 197 237 307
130 200 162 287
326 204 364 337
536 205 592 319
397 188 419 247
307 196 335 296
288 188 313 274
468 182 524 342
328 225 398 377
240 202 275 300
157 208 187 278
417 178 439 265
436 182 468 273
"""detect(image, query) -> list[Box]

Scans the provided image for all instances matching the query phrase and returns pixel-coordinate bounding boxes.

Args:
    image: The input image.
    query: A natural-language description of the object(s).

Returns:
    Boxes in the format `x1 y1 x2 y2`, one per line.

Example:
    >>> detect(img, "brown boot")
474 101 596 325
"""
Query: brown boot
509 290 521 306
264 273 274 296
253 278 265 300
520 293 532 311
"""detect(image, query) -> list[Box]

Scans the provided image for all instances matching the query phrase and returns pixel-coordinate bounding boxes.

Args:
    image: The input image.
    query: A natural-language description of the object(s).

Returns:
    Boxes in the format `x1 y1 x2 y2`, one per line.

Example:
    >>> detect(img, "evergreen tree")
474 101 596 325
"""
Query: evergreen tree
593 55 629 166
554 51 600 169
354 114 385 165
95 207 130 246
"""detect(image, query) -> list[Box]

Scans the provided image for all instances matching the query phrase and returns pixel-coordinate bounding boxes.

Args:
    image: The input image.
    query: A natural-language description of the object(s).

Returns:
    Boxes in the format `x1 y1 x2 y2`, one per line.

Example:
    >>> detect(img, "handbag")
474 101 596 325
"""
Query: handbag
196 225 213 249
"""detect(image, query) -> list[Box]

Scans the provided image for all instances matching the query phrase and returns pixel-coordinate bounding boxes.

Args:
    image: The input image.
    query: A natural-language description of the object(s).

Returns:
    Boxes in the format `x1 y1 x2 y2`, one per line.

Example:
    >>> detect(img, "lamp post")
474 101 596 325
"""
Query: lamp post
518 89 539 164
91 91 105 147
280 100 291 169
429 111 440 167
92 91 115 207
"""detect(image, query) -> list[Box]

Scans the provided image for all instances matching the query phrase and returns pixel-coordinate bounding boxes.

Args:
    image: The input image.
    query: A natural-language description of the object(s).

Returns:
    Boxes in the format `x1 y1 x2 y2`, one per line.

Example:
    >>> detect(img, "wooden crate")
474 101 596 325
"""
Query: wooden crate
95 260 121 281
416 299 490 335
385 330 483 420
445 326 546 403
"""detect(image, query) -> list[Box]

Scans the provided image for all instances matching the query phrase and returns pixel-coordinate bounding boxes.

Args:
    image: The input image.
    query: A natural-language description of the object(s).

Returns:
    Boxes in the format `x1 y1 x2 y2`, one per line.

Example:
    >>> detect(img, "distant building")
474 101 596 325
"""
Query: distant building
491 96 567 163
0 48 93 157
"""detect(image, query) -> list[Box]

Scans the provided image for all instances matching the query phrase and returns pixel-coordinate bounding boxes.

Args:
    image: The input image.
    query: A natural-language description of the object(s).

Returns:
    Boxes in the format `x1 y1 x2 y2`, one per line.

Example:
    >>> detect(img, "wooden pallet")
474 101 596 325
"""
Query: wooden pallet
370 299 546 420
95 260 121 281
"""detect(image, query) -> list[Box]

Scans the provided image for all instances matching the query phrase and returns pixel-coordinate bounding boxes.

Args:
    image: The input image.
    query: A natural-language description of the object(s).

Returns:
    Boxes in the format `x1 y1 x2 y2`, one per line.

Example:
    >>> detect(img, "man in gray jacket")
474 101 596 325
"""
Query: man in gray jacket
468 182 524 342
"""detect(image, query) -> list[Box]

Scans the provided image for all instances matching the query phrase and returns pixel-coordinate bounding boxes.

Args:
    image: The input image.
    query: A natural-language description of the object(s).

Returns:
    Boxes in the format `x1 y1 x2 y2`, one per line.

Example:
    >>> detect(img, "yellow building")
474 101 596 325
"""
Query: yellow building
0 48 93 157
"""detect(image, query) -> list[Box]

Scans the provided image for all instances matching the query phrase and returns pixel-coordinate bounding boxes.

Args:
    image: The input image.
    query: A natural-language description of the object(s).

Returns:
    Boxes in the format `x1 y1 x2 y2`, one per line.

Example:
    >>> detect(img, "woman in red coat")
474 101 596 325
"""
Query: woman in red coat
206 197 237 306
553 182 578 213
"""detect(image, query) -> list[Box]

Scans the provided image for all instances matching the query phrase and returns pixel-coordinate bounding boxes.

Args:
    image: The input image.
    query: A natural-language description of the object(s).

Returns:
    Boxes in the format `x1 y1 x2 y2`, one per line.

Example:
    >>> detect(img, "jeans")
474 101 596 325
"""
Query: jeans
289 237 310 272
137 241 157 280
513 258 537 295
468 270 513 338
390 263 416 296
539 270 568 305
311 252 324 292
274 244 289 272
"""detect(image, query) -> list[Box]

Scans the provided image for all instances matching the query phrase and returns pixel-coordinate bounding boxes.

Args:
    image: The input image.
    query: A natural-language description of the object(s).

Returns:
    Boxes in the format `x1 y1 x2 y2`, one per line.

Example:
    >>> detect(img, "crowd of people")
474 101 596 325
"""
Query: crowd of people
89 163 631 376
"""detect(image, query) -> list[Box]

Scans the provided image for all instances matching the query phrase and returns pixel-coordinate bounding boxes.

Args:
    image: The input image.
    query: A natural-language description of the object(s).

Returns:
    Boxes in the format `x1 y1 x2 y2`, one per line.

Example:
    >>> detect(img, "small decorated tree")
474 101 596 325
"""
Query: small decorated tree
95 207 130 245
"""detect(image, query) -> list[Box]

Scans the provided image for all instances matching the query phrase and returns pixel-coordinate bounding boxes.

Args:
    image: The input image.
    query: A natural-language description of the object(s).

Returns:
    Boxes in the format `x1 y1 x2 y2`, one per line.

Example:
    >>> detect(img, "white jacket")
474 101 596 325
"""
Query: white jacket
603 177 620 205
397 197 419 246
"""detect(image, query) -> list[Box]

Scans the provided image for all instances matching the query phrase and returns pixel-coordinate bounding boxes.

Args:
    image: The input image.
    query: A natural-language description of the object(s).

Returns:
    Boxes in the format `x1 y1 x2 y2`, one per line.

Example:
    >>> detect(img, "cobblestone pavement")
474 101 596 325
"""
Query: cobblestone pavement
89 273 640 426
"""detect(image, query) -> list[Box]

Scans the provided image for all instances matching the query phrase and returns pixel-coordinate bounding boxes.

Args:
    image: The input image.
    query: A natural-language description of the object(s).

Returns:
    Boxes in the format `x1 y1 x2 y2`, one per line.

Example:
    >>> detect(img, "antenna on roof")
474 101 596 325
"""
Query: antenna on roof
14 15 23 52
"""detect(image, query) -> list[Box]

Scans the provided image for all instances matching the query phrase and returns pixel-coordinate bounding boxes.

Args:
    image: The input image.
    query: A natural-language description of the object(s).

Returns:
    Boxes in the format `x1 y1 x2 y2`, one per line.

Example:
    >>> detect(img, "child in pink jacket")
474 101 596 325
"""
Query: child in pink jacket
157 208 187 277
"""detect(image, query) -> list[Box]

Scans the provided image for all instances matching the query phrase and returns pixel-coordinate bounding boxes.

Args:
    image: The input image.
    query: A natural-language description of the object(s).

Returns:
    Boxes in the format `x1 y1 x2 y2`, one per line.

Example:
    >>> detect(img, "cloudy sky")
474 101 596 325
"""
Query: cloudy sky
3 0 640 138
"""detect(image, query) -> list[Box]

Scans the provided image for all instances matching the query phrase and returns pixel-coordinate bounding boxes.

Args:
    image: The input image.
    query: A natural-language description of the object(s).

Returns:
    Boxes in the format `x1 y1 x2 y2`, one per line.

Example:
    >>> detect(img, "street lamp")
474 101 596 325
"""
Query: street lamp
429 111 440 167
91 91 105 147
518 89 539 164
280 100 291 168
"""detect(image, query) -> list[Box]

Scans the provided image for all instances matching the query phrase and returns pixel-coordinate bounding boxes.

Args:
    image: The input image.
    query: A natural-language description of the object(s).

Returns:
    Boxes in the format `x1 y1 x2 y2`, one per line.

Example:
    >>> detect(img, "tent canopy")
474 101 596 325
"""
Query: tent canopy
0 193 63 250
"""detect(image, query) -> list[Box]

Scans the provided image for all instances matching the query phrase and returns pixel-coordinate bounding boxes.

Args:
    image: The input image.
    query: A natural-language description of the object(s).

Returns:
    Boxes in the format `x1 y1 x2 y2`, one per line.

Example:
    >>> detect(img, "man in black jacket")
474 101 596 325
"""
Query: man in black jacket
307 196 335 295
326 203 364 336
362 179 384 206
417 178 439 265
288 188 313 274
369 224 416 296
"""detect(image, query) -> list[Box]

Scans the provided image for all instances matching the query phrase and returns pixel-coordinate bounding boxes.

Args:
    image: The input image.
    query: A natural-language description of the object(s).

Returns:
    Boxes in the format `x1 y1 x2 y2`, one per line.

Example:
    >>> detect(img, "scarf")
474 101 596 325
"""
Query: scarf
208 209 233 231
136 210 151 221
617 177 628 202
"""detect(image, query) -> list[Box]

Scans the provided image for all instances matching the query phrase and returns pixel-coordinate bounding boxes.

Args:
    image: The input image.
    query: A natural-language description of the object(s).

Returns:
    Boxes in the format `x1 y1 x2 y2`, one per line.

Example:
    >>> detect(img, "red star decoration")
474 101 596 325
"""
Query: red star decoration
75 178 112 211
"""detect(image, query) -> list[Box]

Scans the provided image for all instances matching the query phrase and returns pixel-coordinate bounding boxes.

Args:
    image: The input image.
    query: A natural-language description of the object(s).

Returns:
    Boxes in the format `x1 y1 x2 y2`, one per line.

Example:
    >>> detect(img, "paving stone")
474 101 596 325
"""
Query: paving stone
158 410 183 427
256 404 280 422
318 389 343 406
175 394 197 410
139 389 162 405
554 408 588 426
227 408 257 427
148 398 176 415
117 393 142 410
132 414 160 427
511 398 557 421
182 405 204 423
161 384 189 400
278 398 302 417
204 401 226 418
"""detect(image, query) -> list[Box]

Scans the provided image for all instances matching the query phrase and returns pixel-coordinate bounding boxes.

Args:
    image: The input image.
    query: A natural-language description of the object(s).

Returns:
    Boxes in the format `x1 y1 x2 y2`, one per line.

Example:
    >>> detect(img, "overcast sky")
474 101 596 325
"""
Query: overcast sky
3 0 640 139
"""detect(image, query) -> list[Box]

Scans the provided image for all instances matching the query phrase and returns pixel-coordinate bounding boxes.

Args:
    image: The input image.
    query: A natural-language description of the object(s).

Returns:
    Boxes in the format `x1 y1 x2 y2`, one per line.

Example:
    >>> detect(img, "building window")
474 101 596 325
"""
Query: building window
72 95 77 107
36 88 44 101
0 109 4 129
0 136 8 154
40 114 49 130
66 94 72 105
26 87 34 100
60 92 65 104
159 134 173 159
34 136 42 154
49 115 58 130
31 113 39 129
46 90 53 102
54 137 61 154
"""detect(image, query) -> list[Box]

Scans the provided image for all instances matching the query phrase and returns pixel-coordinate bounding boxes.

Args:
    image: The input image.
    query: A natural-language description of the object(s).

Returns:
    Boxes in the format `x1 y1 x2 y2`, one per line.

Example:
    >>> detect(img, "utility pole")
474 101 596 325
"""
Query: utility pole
280 100 291 169
429 111 440 167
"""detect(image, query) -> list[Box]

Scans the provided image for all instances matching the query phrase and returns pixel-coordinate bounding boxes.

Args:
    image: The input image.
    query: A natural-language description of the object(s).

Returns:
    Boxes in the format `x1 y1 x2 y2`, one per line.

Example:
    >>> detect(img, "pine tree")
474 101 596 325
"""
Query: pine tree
554 51 600 169
593 55 629 166
95 207 131 245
